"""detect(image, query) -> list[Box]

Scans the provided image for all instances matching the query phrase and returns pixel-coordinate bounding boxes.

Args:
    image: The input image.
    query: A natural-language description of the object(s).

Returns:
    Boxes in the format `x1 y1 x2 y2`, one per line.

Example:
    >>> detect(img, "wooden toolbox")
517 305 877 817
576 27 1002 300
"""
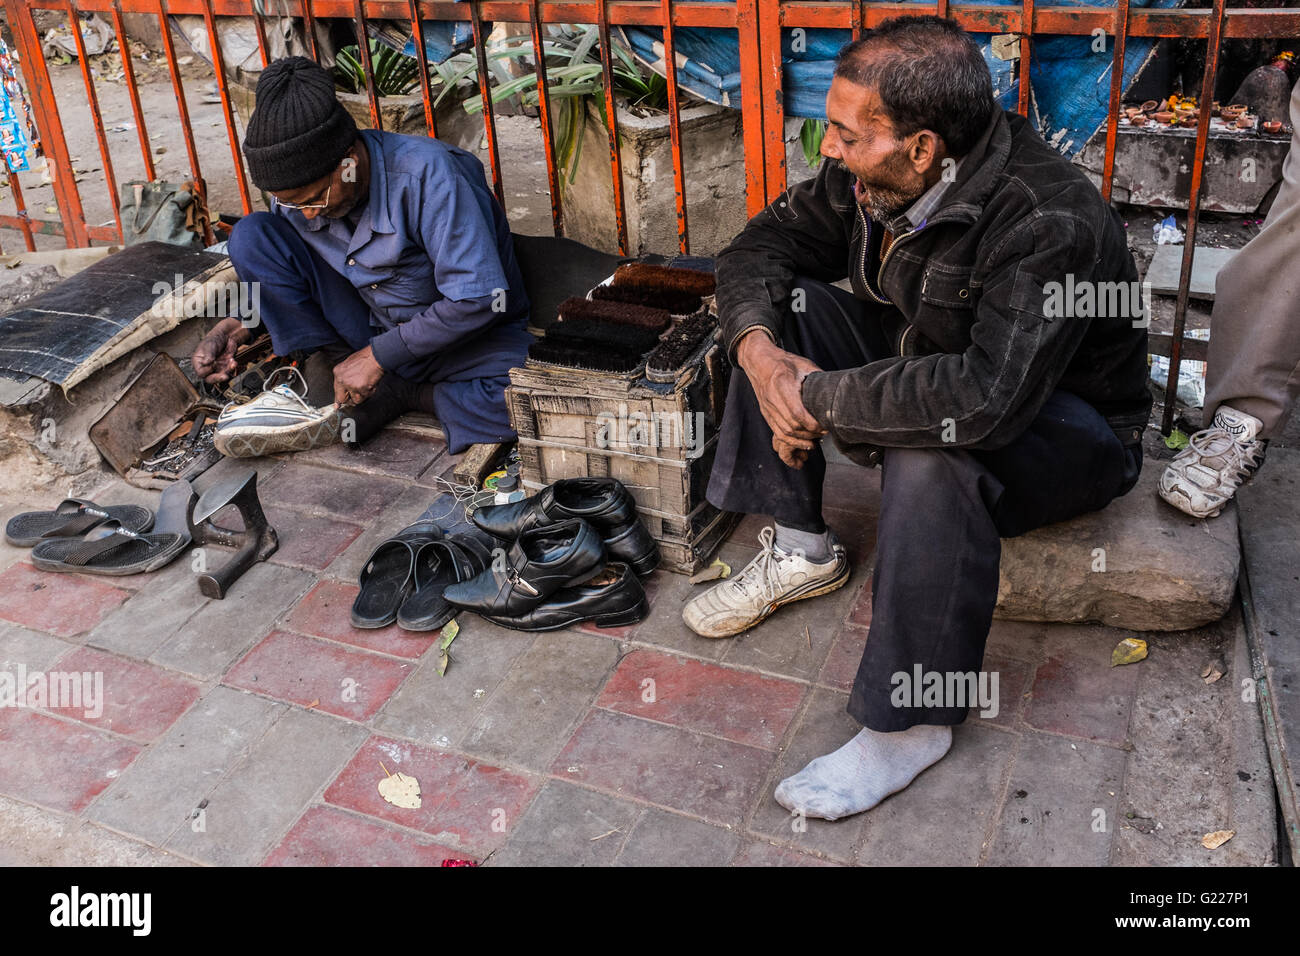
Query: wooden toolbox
506 333 738 574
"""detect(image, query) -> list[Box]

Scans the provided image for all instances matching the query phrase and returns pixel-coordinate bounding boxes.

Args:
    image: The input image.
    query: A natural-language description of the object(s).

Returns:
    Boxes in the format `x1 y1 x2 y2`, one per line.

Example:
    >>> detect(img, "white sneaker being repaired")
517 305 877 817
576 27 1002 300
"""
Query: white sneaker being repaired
1159 404 1267 518
213 367 341 459
683 525 850 638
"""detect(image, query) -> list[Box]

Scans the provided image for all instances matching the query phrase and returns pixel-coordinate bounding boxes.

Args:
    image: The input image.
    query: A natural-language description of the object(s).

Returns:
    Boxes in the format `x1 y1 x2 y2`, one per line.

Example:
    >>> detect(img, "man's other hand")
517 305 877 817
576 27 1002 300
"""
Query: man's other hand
773 435 811 469
737 330 827 449
192 317 250 385
333 345 385 406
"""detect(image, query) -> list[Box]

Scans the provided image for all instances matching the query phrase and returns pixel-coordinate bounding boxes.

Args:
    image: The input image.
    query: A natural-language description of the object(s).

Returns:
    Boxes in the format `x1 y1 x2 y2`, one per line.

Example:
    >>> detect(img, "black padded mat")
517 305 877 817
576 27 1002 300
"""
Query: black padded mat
0 241 227 385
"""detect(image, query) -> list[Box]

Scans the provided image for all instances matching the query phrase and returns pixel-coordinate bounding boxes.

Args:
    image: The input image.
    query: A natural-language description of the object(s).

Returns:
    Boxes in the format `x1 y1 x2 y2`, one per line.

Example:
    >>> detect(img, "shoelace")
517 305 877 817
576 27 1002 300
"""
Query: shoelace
1183 427 1250 467
728 526 796 604
220 365 315 418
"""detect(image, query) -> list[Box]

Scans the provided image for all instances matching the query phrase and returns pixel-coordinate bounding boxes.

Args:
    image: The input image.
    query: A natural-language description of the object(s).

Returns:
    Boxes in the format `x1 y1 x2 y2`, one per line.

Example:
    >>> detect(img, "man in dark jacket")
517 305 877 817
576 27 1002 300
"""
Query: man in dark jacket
684 16 1150 820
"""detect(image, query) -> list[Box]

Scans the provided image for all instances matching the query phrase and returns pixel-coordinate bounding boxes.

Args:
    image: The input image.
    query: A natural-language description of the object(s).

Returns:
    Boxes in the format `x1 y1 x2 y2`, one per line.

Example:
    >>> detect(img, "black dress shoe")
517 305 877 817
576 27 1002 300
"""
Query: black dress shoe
472 477 659 575
443 518 604 617
481 563 649 631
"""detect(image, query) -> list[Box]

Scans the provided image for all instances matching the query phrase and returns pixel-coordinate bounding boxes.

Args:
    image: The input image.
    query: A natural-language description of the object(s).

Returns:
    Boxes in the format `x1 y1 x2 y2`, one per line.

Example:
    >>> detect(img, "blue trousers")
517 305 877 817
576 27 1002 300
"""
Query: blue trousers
706 276 1143 731
227 211 531 454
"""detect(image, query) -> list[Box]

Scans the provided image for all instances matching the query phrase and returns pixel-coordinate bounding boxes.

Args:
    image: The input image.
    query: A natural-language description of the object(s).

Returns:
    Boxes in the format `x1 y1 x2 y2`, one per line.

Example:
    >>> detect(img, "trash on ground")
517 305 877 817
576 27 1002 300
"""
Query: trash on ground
1201 661 1224 684
1153 215 1184 245
689 558 731 584
1111 636 1148 666
1201 829 1234 849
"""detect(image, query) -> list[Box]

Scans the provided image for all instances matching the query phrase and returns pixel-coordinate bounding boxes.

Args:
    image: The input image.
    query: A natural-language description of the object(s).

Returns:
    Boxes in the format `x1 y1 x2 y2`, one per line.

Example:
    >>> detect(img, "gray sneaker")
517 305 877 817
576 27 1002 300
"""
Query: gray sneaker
213 368 341 458
1158 404 1266 518
683 526 850 638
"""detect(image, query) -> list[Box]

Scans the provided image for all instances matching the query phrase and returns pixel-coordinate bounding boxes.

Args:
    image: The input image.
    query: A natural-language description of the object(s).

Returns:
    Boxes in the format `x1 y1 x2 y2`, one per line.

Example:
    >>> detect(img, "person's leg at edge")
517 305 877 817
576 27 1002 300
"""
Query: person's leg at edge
776 392 1142 820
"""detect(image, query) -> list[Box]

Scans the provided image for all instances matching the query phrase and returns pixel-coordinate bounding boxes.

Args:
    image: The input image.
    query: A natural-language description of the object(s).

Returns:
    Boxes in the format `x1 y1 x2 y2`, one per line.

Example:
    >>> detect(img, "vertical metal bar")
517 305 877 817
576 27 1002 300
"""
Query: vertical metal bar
1100 0 1130 203
596 0 628 254
64 0 124 241
1163 0 1227 435
529 0 563 235
737 0 766 217
408 0 438 138
851 0 862 41
468 0 504 207
110 0 156 182
301 0 319 62
252 3 271 68
757 0 785 204
935 0 949 20
200 0 253 215
6 0 87 246
1017 0 1034 117
352 0 383 130
157 0 205 187
2 149 37 251
660 0 690 252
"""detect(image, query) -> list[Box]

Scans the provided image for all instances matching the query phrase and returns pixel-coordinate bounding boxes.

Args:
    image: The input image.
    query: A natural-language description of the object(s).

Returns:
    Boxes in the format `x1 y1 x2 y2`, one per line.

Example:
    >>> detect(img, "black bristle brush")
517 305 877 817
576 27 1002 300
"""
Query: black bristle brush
645 311 718 382
557 296 671 332
591 282 702 316
528 340 644 373
613 262 716 297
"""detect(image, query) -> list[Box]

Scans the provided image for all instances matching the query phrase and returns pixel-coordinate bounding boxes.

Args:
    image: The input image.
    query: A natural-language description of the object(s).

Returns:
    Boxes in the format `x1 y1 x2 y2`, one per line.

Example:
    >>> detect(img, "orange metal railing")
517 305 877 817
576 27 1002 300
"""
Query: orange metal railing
2 0 1298 433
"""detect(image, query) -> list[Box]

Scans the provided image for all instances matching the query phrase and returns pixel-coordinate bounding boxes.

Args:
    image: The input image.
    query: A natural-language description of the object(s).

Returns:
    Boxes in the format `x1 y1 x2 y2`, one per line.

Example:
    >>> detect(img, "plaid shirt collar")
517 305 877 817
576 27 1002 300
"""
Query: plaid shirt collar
886 157 965 234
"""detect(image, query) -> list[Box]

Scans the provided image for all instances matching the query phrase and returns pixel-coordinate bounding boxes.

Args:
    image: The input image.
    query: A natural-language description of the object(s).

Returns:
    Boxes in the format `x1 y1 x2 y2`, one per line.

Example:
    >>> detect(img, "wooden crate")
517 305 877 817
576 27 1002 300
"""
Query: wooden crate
507 337 738 573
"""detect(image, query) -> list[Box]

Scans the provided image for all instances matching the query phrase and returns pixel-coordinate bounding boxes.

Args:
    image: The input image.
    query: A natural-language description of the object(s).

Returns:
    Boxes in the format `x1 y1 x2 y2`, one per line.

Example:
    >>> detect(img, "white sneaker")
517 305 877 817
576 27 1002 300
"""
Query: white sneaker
1158 404 1267 518
213 367 341 459
683 526 850 638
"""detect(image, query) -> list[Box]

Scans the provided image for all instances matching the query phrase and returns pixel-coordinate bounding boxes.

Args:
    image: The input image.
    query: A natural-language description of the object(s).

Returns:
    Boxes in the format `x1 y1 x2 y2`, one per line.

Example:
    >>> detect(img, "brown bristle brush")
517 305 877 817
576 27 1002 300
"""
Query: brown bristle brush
613 262 716 297
591 282 702 316
557 296 671 332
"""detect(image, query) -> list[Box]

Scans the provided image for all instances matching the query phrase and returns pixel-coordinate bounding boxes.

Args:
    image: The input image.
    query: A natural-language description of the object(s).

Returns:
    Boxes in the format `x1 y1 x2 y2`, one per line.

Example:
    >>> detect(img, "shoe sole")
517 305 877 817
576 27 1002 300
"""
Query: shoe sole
214 416 341 459
481 596 651 633
691 557 852 639
1157 476 1223 519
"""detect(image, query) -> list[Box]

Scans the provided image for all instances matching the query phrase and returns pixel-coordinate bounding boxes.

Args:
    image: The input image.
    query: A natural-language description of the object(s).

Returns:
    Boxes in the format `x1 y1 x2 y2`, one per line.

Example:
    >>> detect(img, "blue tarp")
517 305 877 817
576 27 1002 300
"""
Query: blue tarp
614 0 1183 157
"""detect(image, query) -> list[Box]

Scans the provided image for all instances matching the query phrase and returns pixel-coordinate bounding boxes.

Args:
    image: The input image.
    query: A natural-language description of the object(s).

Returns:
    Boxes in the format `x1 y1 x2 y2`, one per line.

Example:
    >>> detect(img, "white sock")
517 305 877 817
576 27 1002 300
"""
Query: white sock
773 523 835 563
774 724 953 821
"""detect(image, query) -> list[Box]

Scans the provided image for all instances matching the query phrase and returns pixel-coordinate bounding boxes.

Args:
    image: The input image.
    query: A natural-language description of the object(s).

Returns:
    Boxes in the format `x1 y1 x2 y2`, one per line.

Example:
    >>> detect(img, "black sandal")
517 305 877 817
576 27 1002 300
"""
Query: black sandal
6 498 154 548
396 529 498 632
29 481 195 576
350 521 445 629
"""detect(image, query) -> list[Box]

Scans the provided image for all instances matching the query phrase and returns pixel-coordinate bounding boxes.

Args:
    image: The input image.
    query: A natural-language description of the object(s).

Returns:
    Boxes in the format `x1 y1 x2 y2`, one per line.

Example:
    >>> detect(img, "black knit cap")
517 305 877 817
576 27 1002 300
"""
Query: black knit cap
243 56 358 191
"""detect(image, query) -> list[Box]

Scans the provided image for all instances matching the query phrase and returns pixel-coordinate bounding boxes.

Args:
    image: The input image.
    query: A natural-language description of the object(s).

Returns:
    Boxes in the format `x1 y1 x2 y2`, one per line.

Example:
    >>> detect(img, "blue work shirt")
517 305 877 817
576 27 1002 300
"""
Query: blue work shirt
275 128 530 371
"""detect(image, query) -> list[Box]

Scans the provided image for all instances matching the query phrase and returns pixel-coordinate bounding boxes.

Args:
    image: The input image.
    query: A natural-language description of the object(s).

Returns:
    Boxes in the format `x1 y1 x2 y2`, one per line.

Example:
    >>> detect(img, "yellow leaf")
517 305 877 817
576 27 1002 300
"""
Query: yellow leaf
1111 637 1148 666
377 771 421 809
439 618 460 651
1201 829 1234 850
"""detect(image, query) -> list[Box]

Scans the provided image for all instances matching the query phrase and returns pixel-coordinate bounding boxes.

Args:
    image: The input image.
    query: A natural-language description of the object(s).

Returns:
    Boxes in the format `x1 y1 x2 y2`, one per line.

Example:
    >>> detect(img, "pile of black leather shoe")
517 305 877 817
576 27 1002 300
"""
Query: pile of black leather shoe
443 477 660 632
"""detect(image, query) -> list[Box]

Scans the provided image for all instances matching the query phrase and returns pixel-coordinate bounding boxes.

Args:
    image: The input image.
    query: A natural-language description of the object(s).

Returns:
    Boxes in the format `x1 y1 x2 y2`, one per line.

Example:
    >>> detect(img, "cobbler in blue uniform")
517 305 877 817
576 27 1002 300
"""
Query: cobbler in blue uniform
204 56 530 455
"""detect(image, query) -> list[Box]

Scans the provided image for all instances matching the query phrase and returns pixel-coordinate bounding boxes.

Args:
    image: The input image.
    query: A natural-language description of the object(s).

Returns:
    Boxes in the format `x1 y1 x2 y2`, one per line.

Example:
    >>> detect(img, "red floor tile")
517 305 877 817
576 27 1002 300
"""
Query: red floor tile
819 627 867 691
0 563 129 638
285 580 437 659
324 736 539 853
265 508 364 572
264 806 471 866
0 708 141 813
1023 653 1139 745
225 631 413 721
972 654 1032 729
845 584 873 629
552 709 772 826
47 646 200 741
595 649 804 750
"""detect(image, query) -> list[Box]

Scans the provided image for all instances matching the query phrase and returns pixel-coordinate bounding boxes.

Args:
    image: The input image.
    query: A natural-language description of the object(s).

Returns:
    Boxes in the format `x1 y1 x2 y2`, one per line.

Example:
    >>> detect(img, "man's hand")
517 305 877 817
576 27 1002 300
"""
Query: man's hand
736 330 826 454
192 317 251 385
773 435 811 469
333 345 385 406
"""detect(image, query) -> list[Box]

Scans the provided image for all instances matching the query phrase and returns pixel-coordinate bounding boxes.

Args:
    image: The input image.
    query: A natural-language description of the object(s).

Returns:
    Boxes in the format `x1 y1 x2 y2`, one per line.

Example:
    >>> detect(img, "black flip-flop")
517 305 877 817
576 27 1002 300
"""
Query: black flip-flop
350 520 445 629
6 498 154 548
396 529 497 632
30 481 195 576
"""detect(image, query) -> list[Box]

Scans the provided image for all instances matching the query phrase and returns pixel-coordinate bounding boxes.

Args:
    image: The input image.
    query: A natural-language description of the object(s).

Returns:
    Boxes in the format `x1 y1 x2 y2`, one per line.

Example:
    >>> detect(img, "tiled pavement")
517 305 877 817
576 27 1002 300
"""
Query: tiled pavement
0 428 1278 866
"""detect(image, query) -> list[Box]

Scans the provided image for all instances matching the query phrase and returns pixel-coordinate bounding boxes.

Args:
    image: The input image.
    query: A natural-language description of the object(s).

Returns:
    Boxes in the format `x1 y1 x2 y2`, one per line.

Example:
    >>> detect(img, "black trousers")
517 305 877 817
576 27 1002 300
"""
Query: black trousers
706 277 1142 731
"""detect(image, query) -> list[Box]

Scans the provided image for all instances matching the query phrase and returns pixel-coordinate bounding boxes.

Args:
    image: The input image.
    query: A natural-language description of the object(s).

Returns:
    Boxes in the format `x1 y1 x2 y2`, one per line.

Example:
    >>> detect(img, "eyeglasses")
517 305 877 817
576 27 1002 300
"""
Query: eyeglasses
273 184 331 211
